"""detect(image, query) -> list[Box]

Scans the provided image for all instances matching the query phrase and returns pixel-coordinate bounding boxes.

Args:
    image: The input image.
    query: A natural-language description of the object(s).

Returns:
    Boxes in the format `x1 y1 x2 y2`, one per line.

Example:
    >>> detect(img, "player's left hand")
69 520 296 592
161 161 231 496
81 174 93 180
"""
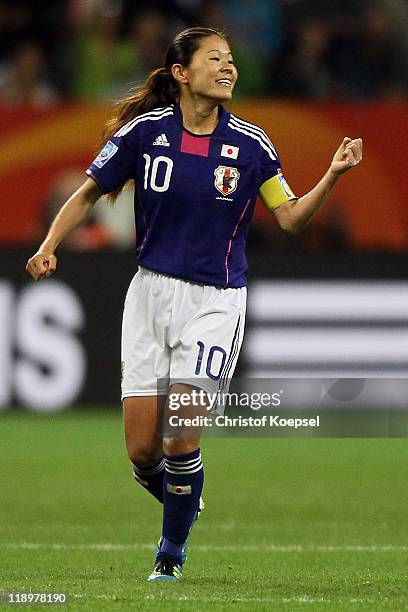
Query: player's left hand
330 137 363 176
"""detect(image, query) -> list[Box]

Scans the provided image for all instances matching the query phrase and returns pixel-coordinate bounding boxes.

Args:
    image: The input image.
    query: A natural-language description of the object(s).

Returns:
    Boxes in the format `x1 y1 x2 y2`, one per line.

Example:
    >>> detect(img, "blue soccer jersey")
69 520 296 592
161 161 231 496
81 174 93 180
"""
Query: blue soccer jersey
87 104 296 288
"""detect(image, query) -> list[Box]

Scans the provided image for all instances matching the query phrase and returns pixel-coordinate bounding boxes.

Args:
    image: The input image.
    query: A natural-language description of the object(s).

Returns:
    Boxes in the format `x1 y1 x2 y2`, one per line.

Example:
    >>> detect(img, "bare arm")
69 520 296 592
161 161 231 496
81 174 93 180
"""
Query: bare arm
273 137 363 234
26 177 102 281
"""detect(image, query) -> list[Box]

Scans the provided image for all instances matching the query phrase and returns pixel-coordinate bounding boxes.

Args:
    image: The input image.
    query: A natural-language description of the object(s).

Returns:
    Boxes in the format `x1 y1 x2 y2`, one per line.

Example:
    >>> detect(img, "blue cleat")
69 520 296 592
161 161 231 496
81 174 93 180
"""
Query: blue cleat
147 556 183 582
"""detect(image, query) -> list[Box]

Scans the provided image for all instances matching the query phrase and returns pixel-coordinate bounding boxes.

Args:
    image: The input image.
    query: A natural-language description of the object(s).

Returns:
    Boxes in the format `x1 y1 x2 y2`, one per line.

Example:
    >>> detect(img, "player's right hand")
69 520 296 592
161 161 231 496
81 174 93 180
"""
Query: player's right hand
25 252 57 281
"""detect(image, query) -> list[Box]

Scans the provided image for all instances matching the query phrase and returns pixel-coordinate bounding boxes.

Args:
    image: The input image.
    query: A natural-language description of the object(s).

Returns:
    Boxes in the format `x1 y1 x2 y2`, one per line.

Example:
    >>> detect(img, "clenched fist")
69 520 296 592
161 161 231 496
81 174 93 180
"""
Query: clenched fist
26 252 57 281
331 137 363 176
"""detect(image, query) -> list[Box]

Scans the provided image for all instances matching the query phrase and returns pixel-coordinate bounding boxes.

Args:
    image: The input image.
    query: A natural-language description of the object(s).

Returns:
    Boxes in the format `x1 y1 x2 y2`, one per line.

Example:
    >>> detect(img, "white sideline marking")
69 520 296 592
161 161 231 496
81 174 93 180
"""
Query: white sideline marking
2 542 408 553
71 593 382 605
0 521 237 533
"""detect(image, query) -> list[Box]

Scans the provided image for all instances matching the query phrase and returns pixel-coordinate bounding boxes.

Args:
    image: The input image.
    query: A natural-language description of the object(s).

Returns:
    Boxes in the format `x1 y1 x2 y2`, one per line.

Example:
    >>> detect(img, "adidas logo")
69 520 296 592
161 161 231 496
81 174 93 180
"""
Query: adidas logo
153 133 170 146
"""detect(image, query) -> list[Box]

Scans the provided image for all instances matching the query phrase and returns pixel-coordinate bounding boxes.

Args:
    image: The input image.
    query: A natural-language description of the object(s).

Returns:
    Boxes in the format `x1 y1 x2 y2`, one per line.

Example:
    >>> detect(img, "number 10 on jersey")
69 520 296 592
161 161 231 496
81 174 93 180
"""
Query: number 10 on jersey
143 154 173 192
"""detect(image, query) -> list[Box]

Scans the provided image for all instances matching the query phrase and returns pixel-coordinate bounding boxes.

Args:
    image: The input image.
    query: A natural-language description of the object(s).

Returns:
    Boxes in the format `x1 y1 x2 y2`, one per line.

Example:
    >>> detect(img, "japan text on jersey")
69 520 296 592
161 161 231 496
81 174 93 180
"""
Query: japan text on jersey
87 104 296 288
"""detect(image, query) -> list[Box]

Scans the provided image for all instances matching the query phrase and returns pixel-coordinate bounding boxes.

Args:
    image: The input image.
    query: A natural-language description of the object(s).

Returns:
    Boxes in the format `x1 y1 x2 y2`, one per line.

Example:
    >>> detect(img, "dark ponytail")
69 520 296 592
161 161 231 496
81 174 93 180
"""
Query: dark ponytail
101 27 226 202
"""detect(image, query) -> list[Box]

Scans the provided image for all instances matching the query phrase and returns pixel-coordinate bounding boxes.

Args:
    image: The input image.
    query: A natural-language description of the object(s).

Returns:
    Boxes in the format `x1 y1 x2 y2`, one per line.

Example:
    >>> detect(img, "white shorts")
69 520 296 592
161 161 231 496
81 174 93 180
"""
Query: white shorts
121 267 246 399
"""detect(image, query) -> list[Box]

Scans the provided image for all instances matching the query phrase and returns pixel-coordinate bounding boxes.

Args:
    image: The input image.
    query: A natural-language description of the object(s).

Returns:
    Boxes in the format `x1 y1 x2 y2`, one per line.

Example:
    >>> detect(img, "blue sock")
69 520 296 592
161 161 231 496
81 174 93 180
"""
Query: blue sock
132 458 165 503
159 448 204 561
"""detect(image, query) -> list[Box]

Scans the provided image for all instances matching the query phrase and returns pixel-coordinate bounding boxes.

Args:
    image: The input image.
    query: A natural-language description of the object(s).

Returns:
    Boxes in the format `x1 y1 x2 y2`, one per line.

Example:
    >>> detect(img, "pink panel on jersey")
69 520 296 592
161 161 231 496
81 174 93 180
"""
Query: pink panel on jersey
181 130 210 157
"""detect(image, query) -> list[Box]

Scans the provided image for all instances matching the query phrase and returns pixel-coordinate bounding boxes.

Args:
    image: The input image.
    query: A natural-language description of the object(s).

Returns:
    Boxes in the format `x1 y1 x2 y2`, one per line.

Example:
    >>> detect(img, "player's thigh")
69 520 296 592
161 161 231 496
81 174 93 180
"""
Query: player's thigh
123 395 166 466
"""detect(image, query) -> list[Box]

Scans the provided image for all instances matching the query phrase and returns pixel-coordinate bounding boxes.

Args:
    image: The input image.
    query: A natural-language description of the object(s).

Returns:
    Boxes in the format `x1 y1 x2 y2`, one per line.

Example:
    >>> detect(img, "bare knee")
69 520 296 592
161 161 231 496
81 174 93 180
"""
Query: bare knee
127 442 162 468
162 437 200 457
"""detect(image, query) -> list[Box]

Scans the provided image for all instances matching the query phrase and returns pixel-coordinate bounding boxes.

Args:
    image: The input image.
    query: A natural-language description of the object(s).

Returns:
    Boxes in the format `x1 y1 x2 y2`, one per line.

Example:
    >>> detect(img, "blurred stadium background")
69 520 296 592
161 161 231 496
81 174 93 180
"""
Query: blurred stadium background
2 1 408 607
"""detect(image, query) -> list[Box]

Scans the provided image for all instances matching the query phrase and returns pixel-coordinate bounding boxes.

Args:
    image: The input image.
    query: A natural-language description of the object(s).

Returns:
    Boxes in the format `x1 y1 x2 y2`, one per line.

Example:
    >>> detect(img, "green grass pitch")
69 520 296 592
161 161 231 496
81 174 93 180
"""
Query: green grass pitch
1 410 408 610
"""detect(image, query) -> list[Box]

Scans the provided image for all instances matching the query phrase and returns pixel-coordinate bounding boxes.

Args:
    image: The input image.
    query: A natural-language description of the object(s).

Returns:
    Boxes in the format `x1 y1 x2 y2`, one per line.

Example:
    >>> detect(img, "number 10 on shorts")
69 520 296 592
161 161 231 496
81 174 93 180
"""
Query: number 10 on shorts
195 341 227 381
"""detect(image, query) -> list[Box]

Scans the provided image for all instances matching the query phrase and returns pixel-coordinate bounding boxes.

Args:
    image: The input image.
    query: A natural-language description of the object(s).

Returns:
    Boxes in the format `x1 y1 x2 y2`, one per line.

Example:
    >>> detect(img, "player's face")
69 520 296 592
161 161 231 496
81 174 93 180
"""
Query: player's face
184 35 238 102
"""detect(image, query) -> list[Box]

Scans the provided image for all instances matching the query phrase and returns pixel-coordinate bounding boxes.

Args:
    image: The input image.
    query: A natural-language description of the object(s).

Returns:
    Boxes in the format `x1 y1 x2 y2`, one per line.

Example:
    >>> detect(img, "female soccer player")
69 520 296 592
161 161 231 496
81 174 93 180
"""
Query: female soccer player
26 27 362 581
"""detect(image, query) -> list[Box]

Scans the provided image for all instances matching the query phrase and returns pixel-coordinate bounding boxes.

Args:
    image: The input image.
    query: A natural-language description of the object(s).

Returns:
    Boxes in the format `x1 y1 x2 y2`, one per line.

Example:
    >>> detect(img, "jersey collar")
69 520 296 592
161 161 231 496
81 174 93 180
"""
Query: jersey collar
173 103 230 137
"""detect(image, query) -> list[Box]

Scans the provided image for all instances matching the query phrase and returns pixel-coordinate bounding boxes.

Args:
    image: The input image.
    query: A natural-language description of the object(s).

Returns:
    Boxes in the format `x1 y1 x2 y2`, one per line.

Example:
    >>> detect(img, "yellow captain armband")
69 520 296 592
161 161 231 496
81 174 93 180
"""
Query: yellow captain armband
259 172 297 212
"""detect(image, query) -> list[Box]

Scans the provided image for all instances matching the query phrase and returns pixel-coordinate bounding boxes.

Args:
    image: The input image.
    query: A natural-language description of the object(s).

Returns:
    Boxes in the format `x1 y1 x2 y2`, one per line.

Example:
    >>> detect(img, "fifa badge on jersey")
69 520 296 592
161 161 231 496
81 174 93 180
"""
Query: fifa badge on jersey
93 140 118 168
214 165 240 196
221 144 239 159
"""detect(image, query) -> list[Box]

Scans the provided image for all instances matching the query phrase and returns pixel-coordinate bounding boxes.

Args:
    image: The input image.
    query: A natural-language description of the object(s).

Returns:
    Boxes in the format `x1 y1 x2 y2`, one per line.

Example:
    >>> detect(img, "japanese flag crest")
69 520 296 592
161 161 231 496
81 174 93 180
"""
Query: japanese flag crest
214 165 240 196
